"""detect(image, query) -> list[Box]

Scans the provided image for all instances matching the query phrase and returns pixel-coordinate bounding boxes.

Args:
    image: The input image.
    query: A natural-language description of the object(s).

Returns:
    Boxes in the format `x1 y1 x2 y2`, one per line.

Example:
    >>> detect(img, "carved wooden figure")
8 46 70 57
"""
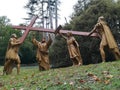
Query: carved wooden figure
88 16 120 62
59 32 83 66
3 34 21 75
6 15 98 72
3 16 38 75
32 34 52 71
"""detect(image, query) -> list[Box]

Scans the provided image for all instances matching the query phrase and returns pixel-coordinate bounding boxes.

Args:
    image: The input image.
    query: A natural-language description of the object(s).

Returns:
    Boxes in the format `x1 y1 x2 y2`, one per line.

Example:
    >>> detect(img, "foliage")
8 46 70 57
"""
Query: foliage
21 31 43 64
71 0 120 31
20 40 35 64
24 0 61 28
1 0 120 66
0 60 120 90
46 0 120 66
65 0 120 64
25 0 60 16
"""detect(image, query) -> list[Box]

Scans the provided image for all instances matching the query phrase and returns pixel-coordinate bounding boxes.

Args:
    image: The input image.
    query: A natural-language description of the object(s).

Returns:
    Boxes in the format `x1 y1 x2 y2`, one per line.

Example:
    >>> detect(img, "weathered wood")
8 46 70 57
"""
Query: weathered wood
12 25 98 36
18 16 38 43
11 15 98 43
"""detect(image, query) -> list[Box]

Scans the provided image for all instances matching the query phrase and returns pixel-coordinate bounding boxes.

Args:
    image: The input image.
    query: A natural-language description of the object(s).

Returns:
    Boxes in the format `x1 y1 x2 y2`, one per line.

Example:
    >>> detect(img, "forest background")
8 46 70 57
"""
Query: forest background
0 0 120 67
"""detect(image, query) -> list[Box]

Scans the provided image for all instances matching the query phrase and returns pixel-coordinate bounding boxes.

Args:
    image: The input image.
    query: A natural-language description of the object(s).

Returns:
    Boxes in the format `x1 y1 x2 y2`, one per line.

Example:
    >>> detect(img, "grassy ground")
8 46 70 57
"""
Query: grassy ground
0 60 120 90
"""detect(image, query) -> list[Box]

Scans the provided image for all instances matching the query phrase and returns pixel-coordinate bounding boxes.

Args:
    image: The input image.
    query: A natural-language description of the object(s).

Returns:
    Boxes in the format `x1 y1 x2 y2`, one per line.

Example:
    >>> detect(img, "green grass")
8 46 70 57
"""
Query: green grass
0 60 120 90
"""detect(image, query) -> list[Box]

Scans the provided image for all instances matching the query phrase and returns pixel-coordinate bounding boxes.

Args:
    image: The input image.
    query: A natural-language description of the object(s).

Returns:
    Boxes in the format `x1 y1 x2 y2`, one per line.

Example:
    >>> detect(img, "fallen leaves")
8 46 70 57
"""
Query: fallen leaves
56 81 63 85
0 61 119 90
92 75 100 81
102 71 109 75
104 79 110 85
105 75 113 79
87 72 100 82
69 81 74 85
79 79 86 83
86 71 114 85
87 73 94 77
101 70 114 85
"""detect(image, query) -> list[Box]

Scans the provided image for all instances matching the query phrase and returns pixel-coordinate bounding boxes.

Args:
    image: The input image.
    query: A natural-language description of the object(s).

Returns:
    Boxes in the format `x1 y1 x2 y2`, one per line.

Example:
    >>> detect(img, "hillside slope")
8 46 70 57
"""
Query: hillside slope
0 60 120 90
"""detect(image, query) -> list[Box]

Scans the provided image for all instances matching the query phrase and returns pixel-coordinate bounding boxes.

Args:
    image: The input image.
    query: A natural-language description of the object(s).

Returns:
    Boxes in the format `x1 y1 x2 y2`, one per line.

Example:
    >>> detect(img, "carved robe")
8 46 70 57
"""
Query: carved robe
5 38 20 61
4 38 21 74
90 20 120 61
67 37 82 63
32 38 52 70
95 21 119 49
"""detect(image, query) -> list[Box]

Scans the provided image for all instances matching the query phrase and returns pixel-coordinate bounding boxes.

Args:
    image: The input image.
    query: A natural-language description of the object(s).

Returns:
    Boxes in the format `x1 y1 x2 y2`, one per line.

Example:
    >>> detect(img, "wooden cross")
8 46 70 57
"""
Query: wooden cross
12 15 98 43
13 15 38 43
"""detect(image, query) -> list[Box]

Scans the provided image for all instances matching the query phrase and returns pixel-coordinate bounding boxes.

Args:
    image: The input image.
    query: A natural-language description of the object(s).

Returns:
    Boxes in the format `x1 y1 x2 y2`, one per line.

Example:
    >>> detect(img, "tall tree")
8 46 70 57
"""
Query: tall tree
25 0 60 29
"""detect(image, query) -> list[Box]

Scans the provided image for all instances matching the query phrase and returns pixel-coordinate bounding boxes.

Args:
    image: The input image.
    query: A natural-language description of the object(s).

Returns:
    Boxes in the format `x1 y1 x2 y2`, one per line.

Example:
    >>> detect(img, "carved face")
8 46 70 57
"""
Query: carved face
11 33 17 39
41 38 46 43
98 16 105 22
67 32 72 37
